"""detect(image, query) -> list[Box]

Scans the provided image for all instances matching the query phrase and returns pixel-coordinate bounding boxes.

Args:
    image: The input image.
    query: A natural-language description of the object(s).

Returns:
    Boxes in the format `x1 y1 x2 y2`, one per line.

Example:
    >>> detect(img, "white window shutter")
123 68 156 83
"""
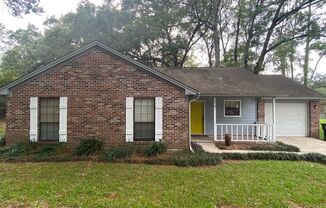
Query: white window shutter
29 97 38 142
126 97 134 142
59 97 68 142
155 97 163 142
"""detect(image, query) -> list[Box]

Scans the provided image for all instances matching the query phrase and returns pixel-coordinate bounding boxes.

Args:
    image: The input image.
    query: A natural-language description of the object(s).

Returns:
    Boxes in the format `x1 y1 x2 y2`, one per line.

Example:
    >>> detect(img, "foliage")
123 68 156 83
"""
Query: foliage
0 137 5 147
220 152 326 165
191 141 204 153
104 146 134 161
3 0 43 17
167 152 222 166
0 0 323 76
143 142 167 157
75 138 103 157
0 142 32 157
320 119 326 140
0 142 66 159
250 141 300 152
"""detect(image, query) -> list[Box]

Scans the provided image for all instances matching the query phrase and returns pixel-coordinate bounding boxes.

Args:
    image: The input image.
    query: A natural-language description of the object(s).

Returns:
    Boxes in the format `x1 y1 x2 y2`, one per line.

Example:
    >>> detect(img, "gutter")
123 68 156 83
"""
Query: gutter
188 93 200 153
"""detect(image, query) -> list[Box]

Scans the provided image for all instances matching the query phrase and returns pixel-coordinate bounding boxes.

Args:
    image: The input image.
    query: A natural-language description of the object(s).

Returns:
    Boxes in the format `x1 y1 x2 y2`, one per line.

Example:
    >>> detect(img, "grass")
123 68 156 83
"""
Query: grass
320 119 326 140
0 161 326 207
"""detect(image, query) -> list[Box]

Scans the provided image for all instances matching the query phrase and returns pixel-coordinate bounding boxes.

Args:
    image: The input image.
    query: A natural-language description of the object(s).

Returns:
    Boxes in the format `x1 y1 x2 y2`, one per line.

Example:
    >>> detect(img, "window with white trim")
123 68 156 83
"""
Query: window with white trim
39 98 60 141
224 100 241 117
134 98 155 141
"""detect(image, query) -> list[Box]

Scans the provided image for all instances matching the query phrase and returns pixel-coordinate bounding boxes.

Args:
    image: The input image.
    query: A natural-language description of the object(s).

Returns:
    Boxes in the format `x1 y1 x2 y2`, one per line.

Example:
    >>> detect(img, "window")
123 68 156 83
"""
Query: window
134 98 155 141
39 98 60 141
224 100 241 117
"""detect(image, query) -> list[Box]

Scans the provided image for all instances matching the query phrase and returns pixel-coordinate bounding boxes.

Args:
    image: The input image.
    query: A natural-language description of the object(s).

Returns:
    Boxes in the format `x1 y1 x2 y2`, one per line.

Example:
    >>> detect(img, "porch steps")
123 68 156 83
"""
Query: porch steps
192 135 214 143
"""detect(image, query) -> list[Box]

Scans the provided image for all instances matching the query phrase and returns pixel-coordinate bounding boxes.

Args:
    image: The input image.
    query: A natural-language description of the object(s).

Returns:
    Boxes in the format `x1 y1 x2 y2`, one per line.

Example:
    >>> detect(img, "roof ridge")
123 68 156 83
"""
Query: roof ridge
0 41 198 95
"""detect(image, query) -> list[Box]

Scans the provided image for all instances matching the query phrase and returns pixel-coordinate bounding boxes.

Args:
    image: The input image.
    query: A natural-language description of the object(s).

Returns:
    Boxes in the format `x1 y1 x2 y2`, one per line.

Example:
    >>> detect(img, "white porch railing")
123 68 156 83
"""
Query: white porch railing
215 123 274 142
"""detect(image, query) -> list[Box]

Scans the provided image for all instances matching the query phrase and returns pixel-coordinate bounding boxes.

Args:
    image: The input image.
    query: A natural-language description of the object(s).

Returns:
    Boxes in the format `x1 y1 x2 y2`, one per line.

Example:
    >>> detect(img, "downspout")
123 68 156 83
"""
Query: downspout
188 93 200 153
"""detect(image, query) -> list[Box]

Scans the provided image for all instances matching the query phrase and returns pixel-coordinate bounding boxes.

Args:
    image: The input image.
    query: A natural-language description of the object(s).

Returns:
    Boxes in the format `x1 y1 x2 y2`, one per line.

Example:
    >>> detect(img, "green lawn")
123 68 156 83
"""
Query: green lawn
1 161 326 207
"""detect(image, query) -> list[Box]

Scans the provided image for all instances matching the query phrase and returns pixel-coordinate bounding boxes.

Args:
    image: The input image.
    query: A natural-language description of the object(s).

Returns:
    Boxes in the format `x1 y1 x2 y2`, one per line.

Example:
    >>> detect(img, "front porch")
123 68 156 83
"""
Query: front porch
190 96 276 143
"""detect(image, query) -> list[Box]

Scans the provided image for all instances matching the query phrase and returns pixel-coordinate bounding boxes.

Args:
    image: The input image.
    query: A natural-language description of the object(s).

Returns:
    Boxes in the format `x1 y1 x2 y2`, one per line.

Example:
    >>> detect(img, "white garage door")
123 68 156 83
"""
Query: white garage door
265 102 308 136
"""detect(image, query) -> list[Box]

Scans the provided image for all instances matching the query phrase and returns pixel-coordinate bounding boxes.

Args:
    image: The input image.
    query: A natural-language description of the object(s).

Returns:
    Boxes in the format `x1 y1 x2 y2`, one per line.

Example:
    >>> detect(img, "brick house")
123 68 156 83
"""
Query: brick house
1 41 324 150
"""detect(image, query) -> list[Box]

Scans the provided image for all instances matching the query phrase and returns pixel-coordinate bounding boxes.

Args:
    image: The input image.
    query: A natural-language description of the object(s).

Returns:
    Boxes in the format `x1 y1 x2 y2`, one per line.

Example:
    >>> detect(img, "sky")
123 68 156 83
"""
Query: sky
0 0 325 76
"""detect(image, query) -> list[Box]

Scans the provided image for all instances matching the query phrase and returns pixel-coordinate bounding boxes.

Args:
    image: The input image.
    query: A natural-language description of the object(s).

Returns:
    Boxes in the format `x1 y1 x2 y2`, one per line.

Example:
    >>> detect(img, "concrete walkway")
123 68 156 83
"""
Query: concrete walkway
278 137 326 156
197 137 326 156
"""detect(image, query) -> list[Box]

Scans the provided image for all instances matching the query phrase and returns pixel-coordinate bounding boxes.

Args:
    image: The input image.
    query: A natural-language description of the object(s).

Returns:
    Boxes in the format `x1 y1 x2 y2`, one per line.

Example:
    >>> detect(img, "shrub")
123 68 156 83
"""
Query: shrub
32 144 66 159
0 142 32 157
220 152 300 161
144 142 167 157
220 152 326 165
303 153 326 164
104 146 134 161
0 137 5 146
191 142 204 153
250 141 300 152
170 152 222 166
144 152 222 167
76 138 103 156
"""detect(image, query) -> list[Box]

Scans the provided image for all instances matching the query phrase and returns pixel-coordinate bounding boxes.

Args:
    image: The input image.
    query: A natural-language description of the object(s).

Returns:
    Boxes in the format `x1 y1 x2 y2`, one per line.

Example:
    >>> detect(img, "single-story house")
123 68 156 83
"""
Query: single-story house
0 41 324 150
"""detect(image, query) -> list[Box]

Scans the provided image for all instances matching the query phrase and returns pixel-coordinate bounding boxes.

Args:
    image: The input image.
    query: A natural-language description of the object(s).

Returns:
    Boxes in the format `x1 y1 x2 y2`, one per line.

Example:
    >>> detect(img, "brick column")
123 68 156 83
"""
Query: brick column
309 100 320 139
257 98 265 123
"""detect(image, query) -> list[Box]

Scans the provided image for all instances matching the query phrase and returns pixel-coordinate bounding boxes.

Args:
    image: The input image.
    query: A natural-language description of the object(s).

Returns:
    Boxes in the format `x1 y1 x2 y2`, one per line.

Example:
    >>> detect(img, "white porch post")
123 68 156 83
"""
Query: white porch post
214 97 217 141
272 97 276 141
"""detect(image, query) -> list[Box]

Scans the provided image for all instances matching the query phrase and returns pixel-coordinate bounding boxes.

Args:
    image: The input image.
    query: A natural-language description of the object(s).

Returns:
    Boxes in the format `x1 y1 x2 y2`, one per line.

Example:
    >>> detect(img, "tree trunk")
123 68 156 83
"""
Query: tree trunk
213 1 220 67
234 0 241 64
280 55 286 76
253 2 284 74
290 55 294 79
303 4 312 86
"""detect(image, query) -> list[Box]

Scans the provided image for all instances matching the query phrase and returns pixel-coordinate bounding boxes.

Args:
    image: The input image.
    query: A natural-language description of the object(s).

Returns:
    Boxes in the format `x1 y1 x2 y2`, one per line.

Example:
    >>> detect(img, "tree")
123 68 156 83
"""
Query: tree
122 0 207 67
3 0 43 17
309 41 326 80
253 0 326 74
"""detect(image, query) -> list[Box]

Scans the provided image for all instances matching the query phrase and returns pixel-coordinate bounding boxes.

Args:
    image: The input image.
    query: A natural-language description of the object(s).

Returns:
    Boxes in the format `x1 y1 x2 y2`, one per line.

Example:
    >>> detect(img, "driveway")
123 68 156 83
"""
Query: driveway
277 137 326 156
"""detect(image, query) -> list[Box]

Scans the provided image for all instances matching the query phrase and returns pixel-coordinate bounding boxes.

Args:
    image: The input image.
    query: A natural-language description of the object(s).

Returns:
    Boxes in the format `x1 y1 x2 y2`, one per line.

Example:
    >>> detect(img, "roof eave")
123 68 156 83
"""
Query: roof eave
197 93 325 99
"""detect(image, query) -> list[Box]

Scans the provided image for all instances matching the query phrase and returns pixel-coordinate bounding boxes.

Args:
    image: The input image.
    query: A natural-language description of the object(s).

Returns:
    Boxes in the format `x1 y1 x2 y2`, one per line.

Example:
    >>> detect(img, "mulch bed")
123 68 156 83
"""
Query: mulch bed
215 142 278 150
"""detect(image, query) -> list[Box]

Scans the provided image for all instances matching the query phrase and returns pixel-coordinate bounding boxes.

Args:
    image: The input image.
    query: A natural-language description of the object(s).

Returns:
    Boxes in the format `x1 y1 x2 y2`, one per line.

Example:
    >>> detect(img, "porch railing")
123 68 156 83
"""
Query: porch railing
215 123 274 142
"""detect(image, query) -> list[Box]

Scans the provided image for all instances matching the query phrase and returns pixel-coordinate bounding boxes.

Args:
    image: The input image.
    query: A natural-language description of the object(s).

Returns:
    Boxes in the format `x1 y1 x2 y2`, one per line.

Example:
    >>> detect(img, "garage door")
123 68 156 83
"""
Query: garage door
265 102 308 136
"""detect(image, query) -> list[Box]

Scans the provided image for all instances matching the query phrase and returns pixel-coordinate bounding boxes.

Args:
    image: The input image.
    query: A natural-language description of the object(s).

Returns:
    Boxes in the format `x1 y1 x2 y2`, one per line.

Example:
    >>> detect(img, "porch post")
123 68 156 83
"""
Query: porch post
214 97 217 141
272 97 276 141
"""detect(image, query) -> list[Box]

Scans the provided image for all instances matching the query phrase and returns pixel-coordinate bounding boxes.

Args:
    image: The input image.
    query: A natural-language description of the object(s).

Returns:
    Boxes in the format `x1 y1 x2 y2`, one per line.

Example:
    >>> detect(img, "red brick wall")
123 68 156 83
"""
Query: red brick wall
309 100 320 139
6 47 190 149
257 98 265 123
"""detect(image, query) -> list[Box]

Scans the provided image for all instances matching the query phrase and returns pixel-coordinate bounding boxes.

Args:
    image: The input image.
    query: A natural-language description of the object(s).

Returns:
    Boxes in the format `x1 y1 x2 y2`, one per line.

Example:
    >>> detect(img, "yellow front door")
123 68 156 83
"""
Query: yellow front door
191 101 204 134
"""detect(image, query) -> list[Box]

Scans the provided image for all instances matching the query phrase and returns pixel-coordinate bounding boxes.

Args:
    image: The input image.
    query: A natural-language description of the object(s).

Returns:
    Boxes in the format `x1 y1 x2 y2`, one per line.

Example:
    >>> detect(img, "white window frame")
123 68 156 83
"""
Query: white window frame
224 100 241 117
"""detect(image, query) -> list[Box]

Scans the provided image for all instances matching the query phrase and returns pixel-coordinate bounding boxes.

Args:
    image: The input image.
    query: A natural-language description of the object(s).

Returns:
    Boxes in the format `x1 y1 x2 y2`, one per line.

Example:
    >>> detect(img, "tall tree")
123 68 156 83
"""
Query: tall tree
3 0 43 17
253 0 326 74
122 0 206 67
303 3 312 86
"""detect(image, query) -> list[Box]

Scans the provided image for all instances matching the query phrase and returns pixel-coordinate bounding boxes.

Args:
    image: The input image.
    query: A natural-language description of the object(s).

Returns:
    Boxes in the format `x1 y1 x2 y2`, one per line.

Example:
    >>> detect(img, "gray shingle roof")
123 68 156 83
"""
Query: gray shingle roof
156 67 324 98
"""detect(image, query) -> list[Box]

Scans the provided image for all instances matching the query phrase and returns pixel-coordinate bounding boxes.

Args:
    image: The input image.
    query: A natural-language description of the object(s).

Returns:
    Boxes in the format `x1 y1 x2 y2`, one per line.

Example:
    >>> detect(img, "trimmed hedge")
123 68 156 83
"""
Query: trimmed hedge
145 152 222 167
75 138 103 156
220 152 326 165
250 141 300 152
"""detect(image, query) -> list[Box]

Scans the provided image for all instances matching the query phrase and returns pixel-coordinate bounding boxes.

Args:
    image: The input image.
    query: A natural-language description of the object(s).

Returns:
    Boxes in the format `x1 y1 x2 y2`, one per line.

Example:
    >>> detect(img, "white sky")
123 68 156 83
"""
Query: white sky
0 0 325 76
